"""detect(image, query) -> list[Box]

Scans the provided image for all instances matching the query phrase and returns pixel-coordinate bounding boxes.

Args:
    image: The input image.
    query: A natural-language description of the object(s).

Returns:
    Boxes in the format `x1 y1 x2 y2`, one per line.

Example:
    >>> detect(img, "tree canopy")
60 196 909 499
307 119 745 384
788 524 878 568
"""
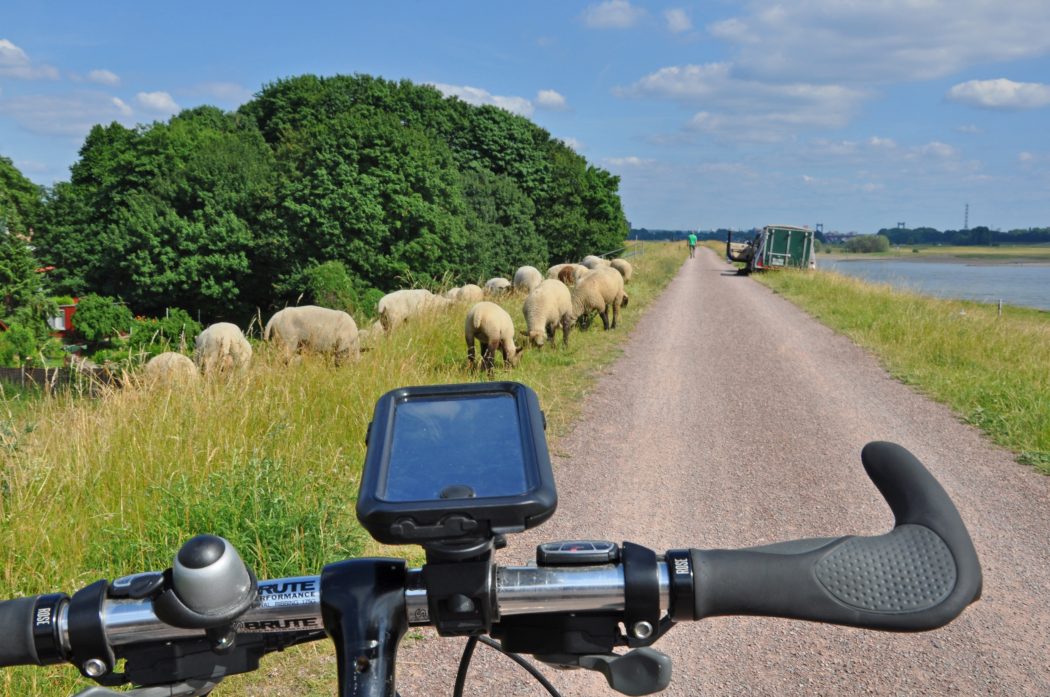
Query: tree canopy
32 74 628 324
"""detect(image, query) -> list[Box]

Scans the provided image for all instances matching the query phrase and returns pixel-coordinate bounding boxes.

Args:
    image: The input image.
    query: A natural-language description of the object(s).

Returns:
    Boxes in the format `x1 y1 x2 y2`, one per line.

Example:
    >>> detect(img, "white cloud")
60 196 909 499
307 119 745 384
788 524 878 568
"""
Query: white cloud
560 137 583 151
620 63 867 140
868 136 897 149
0 92 136 137
664 8 692 33
112 97 133 116
582 0 645 29
705 1 1050 84
946 78 1050 110
957 124 981 134
605 156 655 167
136 91 179 113
1018 151 1035 162
0 39 59 80
914 141 957 159
430 83 534 116
536 89 568 110
86 69 120 86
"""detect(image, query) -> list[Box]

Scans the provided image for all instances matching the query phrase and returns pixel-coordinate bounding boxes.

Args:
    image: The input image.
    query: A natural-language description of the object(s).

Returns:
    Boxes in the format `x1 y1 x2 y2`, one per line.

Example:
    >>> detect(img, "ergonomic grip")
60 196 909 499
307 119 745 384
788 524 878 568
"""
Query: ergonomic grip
0 596 43 667
689 442 982 631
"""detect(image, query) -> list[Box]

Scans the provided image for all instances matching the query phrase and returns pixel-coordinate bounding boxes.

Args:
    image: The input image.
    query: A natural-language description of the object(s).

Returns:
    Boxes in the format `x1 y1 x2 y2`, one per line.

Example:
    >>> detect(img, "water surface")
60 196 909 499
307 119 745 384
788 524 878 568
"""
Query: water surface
818 257 1050 311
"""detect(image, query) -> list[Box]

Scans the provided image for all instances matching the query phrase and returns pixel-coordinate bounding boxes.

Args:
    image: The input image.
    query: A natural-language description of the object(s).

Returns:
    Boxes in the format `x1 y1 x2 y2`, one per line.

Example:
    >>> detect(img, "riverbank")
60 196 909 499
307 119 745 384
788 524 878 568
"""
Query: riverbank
754 268 1050 474
822 244 1050 265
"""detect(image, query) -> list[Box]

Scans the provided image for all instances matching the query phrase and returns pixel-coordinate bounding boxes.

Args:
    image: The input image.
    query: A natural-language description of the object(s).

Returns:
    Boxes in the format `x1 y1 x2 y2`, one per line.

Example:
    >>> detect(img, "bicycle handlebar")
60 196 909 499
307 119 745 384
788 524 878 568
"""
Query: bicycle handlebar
0 441 981 695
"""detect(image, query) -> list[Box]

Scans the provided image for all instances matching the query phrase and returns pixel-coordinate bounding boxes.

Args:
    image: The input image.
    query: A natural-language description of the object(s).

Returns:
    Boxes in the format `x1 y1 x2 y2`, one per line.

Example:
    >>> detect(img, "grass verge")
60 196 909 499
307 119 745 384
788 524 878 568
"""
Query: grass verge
753 269 1050 474
0 242 684 696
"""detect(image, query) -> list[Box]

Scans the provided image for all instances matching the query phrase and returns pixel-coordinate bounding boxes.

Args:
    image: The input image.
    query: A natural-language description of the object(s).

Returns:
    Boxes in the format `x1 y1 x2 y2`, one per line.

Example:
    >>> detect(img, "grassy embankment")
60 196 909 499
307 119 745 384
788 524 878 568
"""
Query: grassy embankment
750 265 1050 474
0 242 684 696
823 244 1050 261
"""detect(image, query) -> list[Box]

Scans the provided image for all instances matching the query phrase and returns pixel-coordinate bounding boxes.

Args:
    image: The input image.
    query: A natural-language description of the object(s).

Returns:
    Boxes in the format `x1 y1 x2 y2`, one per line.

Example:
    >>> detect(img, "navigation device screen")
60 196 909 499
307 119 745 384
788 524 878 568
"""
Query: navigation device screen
382 393 529 502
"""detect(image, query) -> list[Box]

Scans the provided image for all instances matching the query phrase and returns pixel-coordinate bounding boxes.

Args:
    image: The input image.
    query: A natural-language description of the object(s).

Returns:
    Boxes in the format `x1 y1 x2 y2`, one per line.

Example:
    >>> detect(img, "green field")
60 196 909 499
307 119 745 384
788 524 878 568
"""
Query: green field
754 268 1050 474
0 242 684 696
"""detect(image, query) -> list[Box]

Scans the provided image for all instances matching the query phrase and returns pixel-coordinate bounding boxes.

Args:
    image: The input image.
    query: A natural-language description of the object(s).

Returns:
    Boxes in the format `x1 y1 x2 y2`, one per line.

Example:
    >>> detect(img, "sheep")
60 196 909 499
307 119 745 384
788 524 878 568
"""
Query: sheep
465 301 524 372
194 322 252 375
143 351 198 385
377 288 451 331
444 287 462 302
571 266 630 331
357 320 385 349
458 284 484 303
484 277 512 296
581 255 612 270
264 305 359 363
512 265 543 294
522 279 575 348
546 263 589 285
610 258 634 283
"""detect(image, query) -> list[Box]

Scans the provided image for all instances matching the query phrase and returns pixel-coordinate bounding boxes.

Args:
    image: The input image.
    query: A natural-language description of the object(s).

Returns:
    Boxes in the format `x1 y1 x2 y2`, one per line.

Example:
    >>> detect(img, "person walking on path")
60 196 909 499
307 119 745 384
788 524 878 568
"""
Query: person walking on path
687 231 697 258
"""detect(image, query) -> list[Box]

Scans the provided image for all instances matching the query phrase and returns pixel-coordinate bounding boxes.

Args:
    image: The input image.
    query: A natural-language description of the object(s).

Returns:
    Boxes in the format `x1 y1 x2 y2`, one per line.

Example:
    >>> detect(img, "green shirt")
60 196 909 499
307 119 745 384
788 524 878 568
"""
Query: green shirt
688 233 697 246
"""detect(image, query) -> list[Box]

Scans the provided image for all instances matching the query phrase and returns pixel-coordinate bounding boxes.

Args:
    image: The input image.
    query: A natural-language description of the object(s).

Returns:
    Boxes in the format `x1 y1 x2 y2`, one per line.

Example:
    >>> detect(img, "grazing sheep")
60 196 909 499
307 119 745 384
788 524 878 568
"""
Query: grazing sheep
484 277 512 296
143 351 198 385
610 258 634 283
547 263 589 285
377 288 451 331
194 322 252 375
522 279 575 348
264 305 359 363
581 255 612 270
513 266 544 294
571 266 630 331
444 287 462 301
465 301 524 372
458 284 484 303
357 320 385 349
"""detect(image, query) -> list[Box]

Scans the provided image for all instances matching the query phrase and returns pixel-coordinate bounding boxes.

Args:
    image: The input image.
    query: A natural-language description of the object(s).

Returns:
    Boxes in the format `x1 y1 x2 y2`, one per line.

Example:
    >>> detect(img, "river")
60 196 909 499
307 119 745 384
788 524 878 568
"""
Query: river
818 257 1050 311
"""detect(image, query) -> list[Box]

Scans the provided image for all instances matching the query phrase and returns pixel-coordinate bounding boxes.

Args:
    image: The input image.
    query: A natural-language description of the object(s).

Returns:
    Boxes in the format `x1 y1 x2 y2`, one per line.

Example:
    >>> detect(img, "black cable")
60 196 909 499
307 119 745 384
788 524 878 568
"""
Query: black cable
477 636 563 697
453 636 479 697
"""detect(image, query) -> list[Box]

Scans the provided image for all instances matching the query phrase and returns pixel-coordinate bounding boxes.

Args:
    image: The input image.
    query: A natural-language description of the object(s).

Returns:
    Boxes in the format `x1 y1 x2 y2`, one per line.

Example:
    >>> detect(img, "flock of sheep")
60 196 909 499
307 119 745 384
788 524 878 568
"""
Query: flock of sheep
140 253 634 382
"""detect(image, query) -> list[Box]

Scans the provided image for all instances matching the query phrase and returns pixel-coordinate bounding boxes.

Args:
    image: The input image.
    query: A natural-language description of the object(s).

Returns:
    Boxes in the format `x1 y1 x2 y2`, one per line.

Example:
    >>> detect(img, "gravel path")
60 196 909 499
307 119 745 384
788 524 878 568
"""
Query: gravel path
395 247 1050 696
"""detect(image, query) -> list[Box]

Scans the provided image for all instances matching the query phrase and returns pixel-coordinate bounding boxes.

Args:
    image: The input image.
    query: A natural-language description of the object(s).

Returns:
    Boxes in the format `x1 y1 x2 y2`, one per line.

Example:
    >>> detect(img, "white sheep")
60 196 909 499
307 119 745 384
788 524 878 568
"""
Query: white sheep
357 320 385 349
377 288 451 331
484 277 512 296
142 351 199 385
458 284 484 303
610 258 634 283
512 266 543 294
465 301 524 372
264 305 359 363
571 266 630 330
581 255 612 270
194 322 252 375
443 287 462 301
522 279 575 348
546 263 589 285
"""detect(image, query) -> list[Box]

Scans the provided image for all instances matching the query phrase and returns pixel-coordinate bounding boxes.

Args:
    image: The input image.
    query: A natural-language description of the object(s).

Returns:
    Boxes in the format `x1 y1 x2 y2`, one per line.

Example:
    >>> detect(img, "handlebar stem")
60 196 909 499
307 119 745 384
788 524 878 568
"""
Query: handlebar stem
320 558 408 697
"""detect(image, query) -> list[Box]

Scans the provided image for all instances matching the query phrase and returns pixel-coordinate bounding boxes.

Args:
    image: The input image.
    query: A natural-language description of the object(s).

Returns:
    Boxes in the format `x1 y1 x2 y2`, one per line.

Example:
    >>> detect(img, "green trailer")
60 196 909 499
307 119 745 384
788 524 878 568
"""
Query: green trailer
726 225 815 274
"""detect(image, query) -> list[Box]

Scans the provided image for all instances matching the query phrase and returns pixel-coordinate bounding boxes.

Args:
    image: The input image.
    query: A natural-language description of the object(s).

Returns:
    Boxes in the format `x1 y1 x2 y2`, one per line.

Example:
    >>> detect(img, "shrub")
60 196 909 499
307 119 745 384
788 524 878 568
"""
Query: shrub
71 294 133 344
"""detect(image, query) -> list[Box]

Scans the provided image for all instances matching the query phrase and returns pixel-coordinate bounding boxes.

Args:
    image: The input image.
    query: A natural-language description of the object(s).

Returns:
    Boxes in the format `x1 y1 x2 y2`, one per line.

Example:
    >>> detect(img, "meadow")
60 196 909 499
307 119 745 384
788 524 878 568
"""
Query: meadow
0 242 684 696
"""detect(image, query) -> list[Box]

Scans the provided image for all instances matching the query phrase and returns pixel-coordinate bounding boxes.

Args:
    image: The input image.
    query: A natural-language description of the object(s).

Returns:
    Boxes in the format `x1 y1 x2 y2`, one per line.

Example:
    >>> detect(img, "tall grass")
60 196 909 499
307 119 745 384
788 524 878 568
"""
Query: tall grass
756 269 1050 473
0 242 684 696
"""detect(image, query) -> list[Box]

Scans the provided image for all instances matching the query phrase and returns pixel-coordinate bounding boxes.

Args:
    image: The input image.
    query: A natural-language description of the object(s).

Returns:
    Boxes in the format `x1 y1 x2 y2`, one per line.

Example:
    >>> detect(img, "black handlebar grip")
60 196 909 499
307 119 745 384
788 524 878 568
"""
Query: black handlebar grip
0 596 43 667
690 442 982 631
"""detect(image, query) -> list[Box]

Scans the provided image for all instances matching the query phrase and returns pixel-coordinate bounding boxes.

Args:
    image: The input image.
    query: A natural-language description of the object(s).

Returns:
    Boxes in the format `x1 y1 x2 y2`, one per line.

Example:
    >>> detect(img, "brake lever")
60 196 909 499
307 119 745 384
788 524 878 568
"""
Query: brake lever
538 648 672 696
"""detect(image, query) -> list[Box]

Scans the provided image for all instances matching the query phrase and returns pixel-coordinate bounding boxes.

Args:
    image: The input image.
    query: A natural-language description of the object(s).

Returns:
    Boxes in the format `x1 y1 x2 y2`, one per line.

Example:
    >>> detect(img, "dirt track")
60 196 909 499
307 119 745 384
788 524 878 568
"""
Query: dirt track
396 246 1050 696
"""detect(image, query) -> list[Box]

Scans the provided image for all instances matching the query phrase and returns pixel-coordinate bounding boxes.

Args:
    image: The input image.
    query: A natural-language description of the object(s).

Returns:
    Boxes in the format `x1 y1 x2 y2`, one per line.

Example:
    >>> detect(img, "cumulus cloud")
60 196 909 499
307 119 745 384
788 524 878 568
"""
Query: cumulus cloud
560 137 583 151
430 82 534 116
705 0 1050 84
86 69 120 86
664 8 692 33
0 92 137 137
620 63 868 140
582 0 645 29
0 39 59 80
536 89 568 110
605 156 655 167
946 78 1050 110
136 91 179 113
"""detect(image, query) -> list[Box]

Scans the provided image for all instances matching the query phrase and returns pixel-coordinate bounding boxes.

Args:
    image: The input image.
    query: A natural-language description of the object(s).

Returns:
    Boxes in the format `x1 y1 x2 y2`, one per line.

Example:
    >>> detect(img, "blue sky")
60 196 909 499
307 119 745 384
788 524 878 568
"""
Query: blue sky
2 0 1049 233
